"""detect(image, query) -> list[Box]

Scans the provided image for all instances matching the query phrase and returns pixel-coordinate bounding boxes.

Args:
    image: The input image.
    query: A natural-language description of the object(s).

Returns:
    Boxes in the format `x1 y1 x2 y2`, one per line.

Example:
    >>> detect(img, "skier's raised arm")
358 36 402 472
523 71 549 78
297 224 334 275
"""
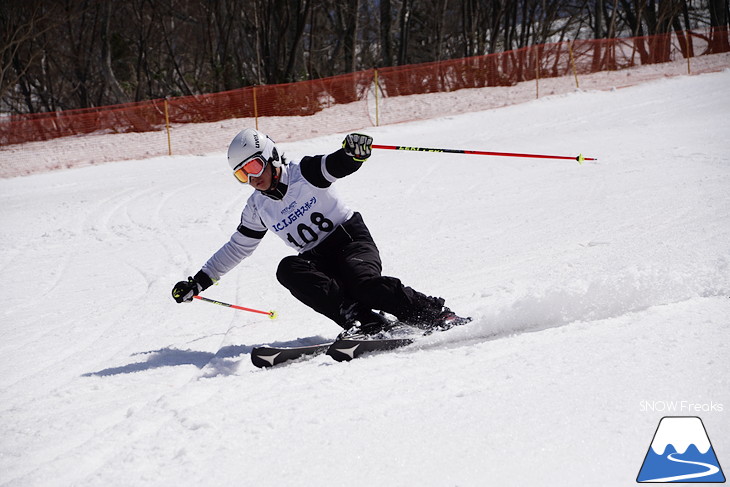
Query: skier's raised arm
299 133 373 188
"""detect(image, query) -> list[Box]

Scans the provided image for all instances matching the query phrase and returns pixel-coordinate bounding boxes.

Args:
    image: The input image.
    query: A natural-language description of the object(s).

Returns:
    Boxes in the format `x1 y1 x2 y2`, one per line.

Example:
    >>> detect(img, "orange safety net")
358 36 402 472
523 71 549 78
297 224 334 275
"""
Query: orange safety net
0 70 375 146
376 27 727 98
1 28 728 171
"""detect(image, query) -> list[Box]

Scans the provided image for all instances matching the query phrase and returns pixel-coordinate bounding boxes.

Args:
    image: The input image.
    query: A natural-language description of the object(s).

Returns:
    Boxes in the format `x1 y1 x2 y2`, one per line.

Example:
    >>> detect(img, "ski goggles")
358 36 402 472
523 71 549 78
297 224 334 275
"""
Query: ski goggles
233 154 267 184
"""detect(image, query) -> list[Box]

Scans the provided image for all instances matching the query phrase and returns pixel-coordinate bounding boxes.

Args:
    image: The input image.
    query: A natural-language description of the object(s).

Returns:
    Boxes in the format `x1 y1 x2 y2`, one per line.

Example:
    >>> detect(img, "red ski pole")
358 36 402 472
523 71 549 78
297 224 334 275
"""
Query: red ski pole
194 295 277 319
372 144 597 164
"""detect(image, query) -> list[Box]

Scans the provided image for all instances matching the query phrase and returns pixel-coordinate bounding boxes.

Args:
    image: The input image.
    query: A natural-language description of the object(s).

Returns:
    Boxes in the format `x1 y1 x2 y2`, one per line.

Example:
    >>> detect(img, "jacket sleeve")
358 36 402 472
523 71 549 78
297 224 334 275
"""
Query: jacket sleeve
299 148 363 188
200 201 267 281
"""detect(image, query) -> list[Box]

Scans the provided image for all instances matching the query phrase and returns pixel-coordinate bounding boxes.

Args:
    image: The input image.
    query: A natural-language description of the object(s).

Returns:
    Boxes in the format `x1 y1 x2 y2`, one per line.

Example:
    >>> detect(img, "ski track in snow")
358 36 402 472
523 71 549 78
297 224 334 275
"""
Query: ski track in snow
1 70 729 487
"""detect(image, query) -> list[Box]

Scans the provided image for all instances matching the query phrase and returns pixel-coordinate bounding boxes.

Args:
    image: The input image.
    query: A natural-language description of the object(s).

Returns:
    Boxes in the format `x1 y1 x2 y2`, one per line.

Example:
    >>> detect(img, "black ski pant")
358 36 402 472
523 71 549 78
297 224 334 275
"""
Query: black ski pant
276 212 438 328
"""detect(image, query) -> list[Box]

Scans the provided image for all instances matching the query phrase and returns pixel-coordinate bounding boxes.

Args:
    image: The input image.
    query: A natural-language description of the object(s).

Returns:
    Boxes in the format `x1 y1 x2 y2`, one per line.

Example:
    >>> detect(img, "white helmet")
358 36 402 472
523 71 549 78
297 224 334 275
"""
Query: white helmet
227 128 282 182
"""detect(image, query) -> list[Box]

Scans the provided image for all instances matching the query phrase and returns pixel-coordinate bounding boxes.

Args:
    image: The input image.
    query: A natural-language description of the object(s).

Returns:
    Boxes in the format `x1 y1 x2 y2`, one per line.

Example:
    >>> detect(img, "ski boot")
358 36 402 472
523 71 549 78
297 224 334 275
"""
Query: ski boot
403 296 471 332
338 303 393 340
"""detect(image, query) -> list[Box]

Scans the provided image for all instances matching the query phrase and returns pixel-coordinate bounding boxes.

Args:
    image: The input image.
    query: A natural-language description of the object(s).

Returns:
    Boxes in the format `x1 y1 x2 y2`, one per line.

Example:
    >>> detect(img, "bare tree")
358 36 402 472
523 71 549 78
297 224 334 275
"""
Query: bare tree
0 1 61 111
708 0 730 52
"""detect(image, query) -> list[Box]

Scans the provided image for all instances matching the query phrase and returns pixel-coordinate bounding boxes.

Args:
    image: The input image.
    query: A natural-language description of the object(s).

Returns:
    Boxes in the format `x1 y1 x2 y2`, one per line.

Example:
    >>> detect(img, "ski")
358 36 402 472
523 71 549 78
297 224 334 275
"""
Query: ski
251 337 413 367
250 315 472 367
251 342 332 368
326 315 472 362
326 336 415 362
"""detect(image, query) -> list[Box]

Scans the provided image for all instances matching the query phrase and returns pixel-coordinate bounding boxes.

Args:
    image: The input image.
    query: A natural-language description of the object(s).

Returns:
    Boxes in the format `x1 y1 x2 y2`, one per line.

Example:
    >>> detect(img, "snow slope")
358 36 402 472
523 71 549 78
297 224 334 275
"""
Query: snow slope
1 70 729 487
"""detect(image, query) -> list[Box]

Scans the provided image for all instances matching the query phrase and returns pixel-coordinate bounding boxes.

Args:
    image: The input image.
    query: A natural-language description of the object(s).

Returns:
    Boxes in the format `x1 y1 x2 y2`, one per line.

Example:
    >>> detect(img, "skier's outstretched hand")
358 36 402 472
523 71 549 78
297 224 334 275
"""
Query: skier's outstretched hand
171 271 213 303
342 133 373 162
172 277 201 303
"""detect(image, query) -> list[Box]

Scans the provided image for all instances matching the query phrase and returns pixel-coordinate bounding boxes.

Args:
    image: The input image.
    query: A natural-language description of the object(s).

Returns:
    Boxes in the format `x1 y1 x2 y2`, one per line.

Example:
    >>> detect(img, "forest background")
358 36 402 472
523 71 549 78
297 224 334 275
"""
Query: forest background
2 0 729 115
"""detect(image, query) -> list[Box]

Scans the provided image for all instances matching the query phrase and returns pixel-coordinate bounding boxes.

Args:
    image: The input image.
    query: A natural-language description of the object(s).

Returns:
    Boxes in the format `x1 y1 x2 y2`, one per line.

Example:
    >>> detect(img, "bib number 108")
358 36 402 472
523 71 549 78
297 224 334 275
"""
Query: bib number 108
286 212 334 248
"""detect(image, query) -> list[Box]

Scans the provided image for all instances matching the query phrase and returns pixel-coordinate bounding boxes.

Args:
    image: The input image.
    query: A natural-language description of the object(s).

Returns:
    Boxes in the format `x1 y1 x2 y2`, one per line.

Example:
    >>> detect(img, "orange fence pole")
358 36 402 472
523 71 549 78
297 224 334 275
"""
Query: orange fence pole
374 68 380 127
535 46 540 99
569 40 580 88
686 31 692 75
164 99 172 156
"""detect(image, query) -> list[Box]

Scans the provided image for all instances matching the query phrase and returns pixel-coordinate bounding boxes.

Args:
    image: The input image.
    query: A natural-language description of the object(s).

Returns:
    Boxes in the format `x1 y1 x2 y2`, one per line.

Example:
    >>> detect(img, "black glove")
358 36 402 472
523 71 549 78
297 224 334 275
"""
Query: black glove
342 133 373 162
172 271 214 303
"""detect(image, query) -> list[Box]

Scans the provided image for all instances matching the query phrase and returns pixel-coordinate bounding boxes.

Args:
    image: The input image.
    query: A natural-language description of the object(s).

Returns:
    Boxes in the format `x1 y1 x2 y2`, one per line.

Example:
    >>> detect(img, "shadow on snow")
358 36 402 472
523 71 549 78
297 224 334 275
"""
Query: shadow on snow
82 335 330 377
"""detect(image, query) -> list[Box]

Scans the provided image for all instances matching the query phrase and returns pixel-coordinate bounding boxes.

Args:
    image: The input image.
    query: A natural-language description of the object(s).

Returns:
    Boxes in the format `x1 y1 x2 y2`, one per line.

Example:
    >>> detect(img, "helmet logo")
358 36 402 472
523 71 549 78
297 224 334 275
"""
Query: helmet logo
253 133 260 148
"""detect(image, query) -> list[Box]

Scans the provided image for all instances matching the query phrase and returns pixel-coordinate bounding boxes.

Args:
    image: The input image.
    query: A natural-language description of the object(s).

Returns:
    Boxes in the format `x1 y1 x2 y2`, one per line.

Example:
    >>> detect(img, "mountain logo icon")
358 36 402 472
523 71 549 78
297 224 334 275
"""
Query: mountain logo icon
637 416 725 483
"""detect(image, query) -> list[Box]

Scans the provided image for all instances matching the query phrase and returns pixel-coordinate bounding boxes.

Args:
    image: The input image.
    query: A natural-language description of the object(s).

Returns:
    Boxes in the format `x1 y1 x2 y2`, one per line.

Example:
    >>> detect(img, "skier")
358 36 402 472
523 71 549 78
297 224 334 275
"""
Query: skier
172 128 464 336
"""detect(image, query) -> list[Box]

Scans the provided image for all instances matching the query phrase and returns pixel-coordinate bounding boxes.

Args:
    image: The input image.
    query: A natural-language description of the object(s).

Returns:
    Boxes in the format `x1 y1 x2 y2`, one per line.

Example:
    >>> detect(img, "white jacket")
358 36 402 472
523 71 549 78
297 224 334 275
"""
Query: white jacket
201 149 362 281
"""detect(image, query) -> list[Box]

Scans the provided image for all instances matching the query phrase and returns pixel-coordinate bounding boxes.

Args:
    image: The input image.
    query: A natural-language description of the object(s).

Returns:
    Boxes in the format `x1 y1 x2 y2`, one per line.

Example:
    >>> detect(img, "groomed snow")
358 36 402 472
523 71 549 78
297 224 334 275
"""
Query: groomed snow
1 69 729 486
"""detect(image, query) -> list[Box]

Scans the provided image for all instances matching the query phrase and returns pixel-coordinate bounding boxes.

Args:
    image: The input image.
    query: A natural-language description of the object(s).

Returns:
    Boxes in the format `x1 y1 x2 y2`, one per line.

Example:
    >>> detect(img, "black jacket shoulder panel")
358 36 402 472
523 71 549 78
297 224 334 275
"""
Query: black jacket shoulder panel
325 148 363 179
300 155 331 188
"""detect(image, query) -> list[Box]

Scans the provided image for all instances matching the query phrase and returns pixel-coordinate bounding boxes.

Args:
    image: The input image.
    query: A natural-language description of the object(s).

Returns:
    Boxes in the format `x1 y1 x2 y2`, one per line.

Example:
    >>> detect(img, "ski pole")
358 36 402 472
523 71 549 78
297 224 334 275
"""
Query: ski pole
194 295 278 319
372 144 597 164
